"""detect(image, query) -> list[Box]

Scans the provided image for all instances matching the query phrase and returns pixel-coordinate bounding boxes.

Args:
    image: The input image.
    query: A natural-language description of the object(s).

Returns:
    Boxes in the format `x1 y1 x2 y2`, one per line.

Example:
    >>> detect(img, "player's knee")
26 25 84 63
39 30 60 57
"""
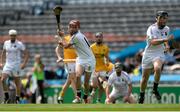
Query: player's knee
141 76 148 83
76 75 81 80
154 61 163 70
154 66 161 72
91 83 97 88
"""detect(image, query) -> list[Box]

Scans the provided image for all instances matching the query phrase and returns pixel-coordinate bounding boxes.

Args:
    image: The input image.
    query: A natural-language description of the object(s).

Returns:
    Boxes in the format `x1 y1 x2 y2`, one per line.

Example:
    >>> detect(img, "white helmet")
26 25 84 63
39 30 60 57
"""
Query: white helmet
9 29 17 35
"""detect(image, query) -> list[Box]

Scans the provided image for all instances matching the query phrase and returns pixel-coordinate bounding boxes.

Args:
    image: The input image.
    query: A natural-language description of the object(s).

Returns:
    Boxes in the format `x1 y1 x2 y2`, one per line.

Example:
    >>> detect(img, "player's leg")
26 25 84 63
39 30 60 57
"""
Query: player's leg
97 77 104 103
89 73 99 103
138 68 151 104
83 61 95 104
69 73 76 97
58 63 76 104
0 77 4 103
68 63 77 98
97 73 107 103
1 73 10 103
152 59 163 101
14 77 21 103
105 96 116 104
123 94 136 104
58 75 71 103
105 90 117 104
72 64 83 103
83 71 91 103
139 55 153 104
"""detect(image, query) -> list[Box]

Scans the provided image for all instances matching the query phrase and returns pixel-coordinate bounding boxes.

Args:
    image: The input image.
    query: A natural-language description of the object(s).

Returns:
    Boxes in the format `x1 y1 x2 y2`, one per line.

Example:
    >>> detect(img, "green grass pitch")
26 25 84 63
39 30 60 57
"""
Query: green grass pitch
0 104 180 111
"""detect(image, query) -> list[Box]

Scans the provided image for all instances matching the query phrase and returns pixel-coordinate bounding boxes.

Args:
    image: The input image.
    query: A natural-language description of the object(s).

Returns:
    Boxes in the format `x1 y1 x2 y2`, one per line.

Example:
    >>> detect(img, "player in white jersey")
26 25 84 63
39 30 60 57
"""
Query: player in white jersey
0 29 29 103
139 11 174 104
58 20 96 103
105 62 136 104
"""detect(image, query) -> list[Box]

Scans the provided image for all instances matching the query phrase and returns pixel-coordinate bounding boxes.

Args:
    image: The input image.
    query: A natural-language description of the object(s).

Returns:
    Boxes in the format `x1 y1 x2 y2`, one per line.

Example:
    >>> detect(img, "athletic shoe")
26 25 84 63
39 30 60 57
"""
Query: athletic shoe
138 96 144 104
57 97 63 104
72 96 81 103
152 90 161 101
4 98 10 104
16 99 20 104
96 99 101 103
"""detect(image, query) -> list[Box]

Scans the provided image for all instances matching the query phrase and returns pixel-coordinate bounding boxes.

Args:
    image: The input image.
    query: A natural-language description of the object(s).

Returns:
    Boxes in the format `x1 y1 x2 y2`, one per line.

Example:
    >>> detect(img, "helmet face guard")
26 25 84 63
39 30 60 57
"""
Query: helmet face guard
69 20 80 29
68 20 79 35
156 11 168 29
114 62 123 70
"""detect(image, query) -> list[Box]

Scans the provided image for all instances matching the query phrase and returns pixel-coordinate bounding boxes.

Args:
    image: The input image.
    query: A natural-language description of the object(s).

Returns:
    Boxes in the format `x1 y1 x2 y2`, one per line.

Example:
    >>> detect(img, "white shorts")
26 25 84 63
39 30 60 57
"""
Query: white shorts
142 53 165 69
90 71 107 83
64 62 76 74
109 89 128 100
76 58 95 73
96 71 107 78
2 63 21 77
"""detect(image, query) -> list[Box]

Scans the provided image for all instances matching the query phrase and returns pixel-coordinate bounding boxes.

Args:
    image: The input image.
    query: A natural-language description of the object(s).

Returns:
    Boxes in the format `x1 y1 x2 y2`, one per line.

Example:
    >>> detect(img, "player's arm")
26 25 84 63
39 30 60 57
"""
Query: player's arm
106 77 113 99
147 26 174 45
58 41 73 48
21 49 29 69
0 49 6 68
105 84 112 104
55 45 63 63
127 83 132 97
150 35 173 45
105 84 111 99
57 30 73 48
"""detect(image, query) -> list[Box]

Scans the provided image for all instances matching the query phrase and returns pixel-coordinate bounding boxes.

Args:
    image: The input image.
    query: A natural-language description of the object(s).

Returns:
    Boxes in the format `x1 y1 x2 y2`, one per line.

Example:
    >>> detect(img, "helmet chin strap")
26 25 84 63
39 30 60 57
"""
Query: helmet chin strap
158 25 165 29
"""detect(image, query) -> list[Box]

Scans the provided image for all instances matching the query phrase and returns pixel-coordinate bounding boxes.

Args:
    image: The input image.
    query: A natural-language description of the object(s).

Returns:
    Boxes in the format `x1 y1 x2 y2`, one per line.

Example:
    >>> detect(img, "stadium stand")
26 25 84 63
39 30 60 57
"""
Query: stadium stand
1 0 180 35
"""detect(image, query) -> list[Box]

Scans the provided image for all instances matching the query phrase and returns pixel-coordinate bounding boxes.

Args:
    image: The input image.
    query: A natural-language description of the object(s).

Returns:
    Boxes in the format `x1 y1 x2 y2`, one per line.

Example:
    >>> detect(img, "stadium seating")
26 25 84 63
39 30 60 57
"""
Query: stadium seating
1 0 180 36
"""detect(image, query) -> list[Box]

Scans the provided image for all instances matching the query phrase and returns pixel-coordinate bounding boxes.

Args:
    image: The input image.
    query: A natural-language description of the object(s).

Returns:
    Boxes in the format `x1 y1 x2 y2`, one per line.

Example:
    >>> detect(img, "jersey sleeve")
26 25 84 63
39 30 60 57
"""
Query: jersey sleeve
3 41 7 50
147 26 156 40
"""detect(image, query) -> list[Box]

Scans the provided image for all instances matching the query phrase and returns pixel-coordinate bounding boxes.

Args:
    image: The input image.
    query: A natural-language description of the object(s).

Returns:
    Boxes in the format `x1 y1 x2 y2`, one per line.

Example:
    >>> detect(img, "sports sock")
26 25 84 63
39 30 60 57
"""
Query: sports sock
153 82 159 91
77 89 81 98
16 96 20 101
140 91 145 98
83 94 88 100
4 92 9 100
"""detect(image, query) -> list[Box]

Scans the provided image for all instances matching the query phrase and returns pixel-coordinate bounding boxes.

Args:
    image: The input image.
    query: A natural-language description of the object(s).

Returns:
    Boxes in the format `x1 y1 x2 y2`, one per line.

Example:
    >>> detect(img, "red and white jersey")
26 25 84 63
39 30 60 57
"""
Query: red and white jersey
70 31 95 61
3 40 25 65
108 71 131 94
145 23 170 54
